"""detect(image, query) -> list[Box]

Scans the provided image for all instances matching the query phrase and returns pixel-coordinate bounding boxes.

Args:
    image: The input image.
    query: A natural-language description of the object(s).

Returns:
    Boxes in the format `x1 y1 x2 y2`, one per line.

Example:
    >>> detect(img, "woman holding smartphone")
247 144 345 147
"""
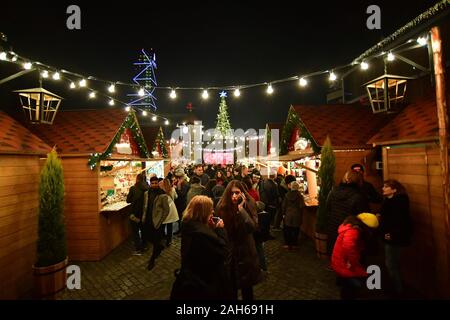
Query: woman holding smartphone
216 180 261 300
171 195 232 300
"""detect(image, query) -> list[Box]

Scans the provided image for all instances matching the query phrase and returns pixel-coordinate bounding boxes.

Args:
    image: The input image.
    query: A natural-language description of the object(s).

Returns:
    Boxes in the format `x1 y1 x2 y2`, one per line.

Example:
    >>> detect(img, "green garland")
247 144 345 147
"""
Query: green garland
88 110 150 169
354 0 448 63
153 127 169 158
280 107 320 155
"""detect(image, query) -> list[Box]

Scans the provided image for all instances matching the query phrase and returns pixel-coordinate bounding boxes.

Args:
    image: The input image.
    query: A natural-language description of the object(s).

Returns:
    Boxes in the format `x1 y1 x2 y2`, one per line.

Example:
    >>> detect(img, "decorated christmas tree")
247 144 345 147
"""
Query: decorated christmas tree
215 91 232 139
153 126 169 158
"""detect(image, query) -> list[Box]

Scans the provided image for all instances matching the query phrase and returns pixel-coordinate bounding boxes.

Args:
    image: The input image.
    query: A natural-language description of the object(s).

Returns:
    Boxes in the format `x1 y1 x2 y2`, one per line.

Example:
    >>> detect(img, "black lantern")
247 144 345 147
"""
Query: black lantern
14 87 62 124
364 74 413 113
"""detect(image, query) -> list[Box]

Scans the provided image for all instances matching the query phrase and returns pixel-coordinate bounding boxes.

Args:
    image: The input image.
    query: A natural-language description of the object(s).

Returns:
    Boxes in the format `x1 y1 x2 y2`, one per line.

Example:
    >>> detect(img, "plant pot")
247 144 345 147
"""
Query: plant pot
33 257 68 299
314 232 328 259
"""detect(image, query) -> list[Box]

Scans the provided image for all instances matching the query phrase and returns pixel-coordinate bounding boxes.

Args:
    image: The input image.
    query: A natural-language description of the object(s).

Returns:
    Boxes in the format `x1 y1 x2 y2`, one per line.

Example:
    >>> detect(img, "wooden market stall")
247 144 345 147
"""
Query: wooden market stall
278 103 394 238
0 111 51 299
368 88 450 298
27 109 151 261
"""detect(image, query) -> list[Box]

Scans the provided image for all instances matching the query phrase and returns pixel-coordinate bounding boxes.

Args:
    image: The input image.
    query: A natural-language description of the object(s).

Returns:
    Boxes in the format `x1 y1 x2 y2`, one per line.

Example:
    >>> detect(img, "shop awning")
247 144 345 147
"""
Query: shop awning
265 151 315 162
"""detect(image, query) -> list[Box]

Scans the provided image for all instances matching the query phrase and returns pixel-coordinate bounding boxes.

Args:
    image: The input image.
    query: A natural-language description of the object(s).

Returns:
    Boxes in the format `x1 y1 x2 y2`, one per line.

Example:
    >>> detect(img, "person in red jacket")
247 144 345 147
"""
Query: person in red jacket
331 213 379 299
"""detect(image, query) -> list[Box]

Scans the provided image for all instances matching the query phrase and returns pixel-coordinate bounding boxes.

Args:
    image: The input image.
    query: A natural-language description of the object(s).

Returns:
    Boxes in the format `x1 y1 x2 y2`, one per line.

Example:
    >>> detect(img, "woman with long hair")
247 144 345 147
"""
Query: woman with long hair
379 179 412 297
160 178 179 247
171 195 232 300
216 180 261 300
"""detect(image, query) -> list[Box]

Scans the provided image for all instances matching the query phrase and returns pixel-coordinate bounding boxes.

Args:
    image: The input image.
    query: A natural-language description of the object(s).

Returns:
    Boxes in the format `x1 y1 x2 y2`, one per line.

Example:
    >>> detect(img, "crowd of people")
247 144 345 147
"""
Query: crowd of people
126 162 412 300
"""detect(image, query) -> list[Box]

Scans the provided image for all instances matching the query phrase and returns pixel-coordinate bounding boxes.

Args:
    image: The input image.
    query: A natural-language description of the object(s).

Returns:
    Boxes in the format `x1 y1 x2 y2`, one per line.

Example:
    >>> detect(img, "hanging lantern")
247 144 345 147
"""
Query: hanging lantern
364 74 413 113
14 88 62 124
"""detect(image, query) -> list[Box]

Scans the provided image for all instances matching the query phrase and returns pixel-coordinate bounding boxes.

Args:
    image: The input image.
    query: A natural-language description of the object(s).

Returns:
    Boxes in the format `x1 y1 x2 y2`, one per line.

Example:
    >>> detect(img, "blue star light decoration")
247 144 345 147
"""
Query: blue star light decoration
219 91 227 98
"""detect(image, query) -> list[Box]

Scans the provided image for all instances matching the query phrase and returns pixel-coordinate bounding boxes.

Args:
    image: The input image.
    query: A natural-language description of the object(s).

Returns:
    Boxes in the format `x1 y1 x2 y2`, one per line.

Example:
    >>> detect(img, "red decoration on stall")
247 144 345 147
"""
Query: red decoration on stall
288 127 300 151
116 128 140 156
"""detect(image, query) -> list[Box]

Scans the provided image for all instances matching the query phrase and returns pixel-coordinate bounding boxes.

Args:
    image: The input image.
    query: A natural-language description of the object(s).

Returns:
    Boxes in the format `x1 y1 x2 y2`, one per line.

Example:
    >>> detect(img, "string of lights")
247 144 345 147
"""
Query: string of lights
0 34 429 104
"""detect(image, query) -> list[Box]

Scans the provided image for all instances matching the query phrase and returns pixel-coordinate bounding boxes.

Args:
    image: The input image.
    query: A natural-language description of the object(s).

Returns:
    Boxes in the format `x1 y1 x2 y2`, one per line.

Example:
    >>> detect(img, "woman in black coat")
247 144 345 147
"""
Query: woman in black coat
326 170 370 256
126 173 149 254
171 195 232 300
379 179 412 296
217 180 262 300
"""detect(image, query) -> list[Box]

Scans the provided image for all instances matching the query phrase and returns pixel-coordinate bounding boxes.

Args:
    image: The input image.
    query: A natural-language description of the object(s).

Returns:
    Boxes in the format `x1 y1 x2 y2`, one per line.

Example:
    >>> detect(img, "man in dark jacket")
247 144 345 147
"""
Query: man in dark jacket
191 164 209 186
326 171 370 256
126 174 149 255
351 163 383 205
259 174 280 239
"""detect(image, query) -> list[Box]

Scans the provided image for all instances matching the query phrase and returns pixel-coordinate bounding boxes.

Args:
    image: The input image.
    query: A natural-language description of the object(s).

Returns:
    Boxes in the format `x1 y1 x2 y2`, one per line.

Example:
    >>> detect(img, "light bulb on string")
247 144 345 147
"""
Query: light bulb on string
266 84 274 95
152 116 157 121
164 120 169 125
41 70 49 78
0 52 7 61
360 61 369 70
170 89 177 99
202 90 209 100
108 84 116 93
142 110 148 116
70 82 76 89
417 36 427 46
79 79 87 87
23 62 32 70
125 106 131 112
52 72 60 80
109 99 115 106
138 88 145 96
329 71 337 81
89 91 96 99
11 55 17 62
234 88 241 97
299 77 308 87
387 52 395 61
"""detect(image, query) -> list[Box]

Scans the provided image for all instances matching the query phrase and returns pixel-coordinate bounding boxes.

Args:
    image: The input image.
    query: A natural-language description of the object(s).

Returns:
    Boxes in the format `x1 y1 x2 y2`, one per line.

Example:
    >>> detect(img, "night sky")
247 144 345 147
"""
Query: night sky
0 0 435 131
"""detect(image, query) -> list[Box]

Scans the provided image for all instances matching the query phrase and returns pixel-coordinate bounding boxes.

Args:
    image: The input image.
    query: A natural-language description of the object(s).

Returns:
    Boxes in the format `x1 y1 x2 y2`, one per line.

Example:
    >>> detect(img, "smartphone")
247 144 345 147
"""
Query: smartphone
212 216 221 224
237 196 244 205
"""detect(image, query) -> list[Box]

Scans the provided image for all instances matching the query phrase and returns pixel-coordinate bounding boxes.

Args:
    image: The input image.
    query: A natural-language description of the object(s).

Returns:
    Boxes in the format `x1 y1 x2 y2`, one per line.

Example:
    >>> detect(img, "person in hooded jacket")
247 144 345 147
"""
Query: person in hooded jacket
326 170 370 256
126 173 149 255
281 181 305 250
171 195 232 300
331 213 379 299
378 179 412 296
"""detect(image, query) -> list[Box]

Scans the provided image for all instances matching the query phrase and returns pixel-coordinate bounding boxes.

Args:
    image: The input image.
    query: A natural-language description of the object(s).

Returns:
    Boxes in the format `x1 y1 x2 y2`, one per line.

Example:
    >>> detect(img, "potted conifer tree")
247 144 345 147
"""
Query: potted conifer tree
315 136 335 259
32 148 68 299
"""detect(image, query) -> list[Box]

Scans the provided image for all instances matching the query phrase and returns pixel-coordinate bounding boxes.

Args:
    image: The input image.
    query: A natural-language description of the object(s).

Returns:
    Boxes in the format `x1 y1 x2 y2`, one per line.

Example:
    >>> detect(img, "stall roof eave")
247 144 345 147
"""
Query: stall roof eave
370 136 439 147
265 151 315 162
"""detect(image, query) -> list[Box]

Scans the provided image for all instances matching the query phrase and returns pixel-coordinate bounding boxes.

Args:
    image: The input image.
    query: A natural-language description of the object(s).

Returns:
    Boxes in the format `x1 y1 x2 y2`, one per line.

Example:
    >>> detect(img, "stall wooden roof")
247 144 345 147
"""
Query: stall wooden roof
0 111 51 155
26 109 129 155
291 104 393 150
368 94 441 146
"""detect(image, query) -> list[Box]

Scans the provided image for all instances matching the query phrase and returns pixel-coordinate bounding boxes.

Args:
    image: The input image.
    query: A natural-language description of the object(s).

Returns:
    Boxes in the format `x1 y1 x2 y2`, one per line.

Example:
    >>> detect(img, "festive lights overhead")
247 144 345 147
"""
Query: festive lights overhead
41 70 49 78
52 72 60 80
387 52 395 61
202 90 209 99
79 79 87 87
360 61 369 70
165 120 169 125
23 62 32 70
266 84 274 95
152 115 157 121
125 106 131 112
0 52 7 61
138 88 145 96
170 89 177 99
329 71 337 81
417 36 427 46
108 99 115 106
299 77 308 87
69 82 76 89
89 91 96 99
142 110 148 116
234 88 241 97
108 83 116 93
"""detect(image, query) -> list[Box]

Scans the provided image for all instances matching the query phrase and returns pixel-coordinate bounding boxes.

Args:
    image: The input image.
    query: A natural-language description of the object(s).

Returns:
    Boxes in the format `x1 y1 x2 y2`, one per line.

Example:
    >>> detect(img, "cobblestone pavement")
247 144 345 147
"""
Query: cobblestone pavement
61 231 340 300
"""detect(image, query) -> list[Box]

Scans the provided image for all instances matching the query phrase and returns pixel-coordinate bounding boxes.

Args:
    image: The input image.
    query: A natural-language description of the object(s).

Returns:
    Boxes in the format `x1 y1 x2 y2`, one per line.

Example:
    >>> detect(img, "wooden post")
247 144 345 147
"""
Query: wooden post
431 26 450 298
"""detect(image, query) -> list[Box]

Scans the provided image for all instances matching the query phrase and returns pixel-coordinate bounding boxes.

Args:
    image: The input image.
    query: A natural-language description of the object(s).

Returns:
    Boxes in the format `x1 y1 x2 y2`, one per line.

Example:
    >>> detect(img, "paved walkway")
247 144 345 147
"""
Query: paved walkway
60 231 340 300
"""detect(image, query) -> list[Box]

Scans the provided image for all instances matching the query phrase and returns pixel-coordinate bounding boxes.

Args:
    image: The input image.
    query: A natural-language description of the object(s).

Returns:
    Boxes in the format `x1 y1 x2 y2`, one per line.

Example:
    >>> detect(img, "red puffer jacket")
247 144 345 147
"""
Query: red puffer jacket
331 224 368 278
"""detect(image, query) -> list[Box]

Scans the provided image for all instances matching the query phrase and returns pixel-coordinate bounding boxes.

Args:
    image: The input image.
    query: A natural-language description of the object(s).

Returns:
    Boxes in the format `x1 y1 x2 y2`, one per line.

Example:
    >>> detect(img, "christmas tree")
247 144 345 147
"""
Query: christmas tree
153 126 169 158
215 91 232 139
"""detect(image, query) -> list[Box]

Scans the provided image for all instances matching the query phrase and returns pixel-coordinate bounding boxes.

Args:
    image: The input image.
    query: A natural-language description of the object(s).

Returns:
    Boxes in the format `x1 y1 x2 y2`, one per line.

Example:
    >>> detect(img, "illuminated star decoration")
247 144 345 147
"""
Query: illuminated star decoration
219 91 227 98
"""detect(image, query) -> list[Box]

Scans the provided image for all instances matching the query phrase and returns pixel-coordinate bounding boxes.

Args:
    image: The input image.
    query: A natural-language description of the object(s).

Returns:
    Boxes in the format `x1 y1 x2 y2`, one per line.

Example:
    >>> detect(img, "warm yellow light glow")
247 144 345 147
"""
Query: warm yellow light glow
299 77 307 87
234 89 241 97
202 90 209 99
266 84 274 95
170 89 177 99
108 84 115 93
387 52 395 61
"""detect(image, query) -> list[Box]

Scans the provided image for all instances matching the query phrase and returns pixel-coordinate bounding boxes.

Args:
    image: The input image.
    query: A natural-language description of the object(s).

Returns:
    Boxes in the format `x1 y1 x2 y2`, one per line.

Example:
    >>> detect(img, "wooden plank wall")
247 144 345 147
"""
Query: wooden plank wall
99 208 130 259
384 144 450 298
0 155 42 299
62 158 101 261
